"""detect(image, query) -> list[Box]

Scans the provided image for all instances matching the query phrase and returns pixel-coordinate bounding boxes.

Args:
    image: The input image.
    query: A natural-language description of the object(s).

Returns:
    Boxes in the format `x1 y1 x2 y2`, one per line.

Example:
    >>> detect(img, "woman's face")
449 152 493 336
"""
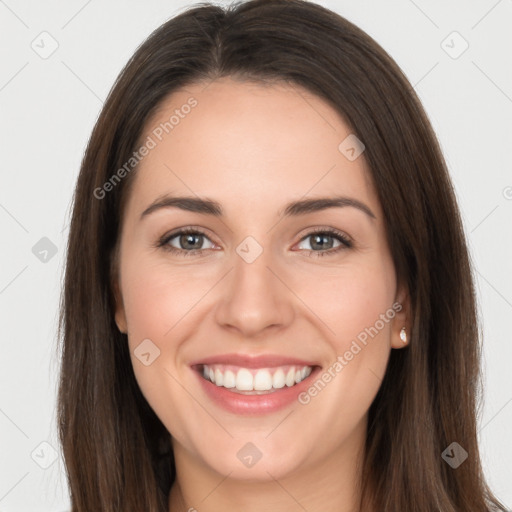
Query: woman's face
114 77 409 482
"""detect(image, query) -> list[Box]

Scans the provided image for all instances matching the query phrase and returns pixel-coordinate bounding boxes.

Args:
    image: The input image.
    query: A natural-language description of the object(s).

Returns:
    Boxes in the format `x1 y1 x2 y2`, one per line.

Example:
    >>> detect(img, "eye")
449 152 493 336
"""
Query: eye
157 227 216 257
295 228 352 257
156 226 353 258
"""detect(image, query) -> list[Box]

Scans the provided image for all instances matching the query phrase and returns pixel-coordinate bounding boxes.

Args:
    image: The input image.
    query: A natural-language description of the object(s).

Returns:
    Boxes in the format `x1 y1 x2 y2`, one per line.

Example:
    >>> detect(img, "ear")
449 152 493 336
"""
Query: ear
390 281 410 349
113 278 128 334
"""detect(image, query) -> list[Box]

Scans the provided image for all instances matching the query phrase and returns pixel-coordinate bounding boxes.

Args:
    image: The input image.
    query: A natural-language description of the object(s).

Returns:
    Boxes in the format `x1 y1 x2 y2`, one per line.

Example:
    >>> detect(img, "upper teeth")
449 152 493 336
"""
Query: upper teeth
202 364 312 391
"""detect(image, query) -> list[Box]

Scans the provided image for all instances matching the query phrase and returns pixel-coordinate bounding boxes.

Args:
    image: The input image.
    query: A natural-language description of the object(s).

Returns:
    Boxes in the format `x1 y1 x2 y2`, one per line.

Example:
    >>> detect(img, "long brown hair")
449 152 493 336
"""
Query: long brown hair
57 0 508 510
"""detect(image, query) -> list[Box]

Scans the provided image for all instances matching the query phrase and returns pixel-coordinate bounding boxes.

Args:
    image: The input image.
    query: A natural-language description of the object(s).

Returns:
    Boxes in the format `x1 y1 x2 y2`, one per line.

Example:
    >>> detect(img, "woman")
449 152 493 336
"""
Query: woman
57 0 508 510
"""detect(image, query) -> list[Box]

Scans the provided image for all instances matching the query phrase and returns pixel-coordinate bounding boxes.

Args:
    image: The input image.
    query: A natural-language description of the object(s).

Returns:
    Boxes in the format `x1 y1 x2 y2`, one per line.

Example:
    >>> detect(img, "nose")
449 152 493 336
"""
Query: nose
214 246 295 339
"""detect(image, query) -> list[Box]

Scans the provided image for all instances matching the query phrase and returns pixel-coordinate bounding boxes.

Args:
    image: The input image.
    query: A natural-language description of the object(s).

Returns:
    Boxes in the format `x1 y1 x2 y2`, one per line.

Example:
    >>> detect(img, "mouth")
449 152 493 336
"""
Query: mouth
197 364 313 394
190 354 321 415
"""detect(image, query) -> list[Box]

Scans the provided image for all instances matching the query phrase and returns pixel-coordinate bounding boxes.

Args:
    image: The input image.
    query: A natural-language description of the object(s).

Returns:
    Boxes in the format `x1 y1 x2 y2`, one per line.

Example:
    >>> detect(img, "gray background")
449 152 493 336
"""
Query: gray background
0 0 511 510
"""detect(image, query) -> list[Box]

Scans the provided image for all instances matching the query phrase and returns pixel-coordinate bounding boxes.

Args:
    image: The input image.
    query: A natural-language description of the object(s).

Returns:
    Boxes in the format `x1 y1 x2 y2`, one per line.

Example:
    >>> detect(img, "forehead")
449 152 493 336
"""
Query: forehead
125 77 380 220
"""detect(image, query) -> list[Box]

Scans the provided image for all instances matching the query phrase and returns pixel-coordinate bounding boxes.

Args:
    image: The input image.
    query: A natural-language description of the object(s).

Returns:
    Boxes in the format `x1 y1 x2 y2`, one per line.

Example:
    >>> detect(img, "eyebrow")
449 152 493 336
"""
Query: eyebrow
140 194 376 221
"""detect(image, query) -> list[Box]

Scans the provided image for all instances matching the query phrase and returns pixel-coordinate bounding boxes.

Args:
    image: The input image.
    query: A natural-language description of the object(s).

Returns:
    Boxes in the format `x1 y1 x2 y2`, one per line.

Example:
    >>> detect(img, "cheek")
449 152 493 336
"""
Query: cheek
297 258 396 353
119 262 203 440
292 262 396 438
121 259 209 345
293 259 396 422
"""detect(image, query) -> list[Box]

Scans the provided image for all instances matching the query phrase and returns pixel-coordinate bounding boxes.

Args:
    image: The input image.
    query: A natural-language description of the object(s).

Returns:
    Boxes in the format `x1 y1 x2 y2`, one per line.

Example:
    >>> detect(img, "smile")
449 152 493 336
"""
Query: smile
201 364 313 394
190 354 321 415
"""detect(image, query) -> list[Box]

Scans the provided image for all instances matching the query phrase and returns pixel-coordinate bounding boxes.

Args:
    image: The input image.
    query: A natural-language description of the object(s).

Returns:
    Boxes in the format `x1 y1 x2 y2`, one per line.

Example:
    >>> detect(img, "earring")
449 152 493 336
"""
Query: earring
400 326 407 343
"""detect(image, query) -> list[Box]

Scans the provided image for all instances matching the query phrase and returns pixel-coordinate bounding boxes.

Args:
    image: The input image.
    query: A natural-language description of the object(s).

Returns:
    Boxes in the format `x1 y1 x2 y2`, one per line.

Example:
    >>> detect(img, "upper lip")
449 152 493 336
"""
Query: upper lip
189 353 320 369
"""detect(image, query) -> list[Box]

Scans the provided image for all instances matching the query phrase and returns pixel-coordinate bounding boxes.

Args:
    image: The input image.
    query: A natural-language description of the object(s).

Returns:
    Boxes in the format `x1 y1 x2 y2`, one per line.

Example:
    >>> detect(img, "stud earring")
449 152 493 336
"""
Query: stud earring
400 326 407 343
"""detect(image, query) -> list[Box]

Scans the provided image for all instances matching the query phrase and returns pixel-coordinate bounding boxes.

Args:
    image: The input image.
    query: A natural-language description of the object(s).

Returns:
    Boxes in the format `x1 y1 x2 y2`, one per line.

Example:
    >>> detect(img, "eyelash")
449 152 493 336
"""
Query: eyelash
155 226 353 258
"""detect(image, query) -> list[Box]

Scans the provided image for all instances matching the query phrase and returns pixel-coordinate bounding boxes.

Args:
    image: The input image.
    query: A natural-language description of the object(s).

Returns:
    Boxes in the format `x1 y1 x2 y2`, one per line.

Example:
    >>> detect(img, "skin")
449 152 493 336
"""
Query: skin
113 76 410 512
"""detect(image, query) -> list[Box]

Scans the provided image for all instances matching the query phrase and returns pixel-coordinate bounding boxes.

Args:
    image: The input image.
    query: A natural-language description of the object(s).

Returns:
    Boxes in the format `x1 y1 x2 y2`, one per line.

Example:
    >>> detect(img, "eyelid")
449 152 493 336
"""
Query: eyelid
295 226 352 245
157 226 218 252
156 225 353 257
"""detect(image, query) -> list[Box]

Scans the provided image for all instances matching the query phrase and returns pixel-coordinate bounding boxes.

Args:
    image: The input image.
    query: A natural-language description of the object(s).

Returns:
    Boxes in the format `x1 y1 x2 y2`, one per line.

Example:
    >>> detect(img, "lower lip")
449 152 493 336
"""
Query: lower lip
194 366 321 415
